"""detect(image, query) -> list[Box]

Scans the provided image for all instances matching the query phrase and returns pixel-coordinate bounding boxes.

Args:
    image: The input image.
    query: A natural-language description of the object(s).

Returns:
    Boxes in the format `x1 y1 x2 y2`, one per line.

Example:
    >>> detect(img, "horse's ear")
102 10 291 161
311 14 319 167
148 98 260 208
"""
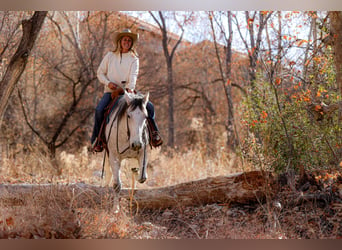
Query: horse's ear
124 91 133 104
143 92 149 106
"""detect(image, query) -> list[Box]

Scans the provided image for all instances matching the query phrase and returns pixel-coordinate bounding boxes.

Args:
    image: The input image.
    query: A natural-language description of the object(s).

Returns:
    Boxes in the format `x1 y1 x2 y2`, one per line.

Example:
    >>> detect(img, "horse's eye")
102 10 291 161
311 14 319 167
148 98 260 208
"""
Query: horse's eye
127 114 131 119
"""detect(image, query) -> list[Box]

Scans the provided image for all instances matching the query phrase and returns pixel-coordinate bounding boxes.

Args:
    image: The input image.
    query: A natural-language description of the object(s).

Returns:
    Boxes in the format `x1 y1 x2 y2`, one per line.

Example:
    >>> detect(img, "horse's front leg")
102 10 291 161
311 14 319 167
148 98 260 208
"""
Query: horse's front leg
137 147 148 183
108 153 121 212
108 154 121 192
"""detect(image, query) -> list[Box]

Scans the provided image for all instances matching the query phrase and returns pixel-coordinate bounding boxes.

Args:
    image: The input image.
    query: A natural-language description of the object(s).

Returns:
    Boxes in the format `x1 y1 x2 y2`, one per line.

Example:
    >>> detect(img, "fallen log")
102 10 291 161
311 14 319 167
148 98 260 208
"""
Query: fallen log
0 171 276 210
130 170 276 209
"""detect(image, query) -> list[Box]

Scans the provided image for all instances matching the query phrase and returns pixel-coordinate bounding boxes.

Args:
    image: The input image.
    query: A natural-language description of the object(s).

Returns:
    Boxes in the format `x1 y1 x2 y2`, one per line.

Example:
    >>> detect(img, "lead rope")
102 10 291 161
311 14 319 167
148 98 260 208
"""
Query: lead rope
129 124 148 216
129 125 147 215
130 168 139 216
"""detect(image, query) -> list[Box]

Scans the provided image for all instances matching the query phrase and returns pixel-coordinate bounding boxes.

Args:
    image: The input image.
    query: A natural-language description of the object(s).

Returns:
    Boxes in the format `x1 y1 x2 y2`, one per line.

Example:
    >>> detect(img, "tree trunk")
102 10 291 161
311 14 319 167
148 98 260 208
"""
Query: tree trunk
330 12 342 101
128 171 275 209
225 11 239 150
0 171 276 210
149 11 185 148
0 11 47 124
167 58 175 147
208 11 239 151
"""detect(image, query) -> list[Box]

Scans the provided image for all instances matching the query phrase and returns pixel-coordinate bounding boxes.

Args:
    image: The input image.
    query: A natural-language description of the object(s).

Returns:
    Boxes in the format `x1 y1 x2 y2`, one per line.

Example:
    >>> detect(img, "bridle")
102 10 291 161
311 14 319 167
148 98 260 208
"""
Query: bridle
107 104 147 155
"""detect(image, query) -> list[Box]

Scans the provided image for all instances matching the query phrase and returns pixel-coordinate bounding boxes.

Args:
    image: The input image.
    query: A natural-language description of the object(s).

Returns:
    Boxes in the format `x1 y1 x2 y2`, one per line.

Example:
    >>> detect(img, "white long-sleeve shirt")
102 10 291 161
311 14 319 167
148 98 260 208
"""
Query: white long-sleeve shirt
97 51 139 93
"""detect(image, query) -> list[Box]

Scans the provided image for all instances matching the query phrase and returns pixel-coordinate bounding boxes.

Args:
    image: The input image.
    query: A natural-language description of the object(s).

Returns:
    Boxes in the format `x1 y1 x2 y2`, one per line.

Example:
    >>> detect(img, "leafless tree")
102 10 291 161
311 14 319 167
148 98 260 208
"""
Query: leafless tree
0 11 47 124
17 11 112 158
209 11 240 151
149 11 193 148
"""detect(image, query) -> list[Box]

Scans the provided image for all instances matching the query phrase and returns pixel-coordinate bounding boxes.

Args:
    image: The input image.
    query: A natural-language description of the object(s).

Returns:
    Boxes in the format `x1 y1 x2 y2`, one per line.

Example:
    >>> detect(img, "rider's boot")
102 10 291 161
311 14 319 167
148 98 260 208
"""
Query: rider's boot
147 118 163 147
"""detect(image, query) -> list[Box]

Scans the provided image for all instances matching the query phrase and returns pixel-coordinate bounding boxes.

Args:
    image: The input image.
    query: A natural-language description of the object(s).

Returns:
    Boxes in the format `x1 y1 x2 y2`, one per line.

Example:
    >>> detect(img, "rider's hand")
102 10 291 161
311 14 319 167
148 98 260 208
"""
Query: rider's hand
108 82 118 90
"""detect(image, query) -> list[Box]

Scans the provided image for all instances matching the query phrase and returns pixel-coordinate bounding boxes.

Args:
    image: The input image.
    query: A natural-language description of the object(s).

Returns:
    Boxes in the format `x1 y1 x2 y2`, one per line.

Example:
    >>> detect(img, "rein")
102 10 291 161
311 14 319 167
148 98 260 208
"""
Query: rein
107 107 130 155
116 113 130 154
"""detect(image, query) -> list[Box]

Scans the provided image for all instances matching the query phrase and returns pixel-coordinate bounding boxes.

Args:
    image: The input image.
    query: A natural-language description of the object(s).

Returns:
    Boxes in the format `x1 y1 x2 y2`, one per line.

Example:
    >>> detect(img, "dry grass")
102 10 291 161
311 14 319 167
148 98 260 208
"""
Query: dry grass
0 143 241 188
0 143 341 239
136 146 241 188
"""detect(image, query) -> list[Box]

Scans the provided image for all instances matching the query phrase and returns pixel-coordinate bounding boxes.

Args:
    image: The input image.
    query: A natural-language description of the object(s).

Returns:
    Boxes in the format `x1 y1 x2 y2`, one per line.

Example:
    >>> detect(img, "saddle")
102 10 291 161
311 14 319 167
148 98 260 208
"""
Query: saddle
92 89 124 153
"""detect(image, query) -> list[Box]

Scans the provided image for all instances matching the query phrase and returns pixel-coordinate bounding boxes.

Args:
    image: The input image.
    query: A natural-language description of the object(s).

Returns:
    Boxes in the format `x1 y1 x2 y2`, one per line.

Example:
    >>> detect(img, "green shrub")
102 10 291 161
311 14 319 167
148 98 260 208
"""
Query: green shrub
241 73 341 173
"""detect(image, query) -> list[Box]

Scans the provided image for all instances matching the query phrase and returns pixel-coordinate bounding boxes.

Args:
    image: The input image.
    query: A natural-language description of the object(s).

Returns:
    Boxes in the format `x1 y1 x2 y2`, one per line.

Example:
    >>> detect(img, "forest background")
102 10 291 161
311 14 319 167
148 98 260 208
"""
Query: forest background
1 11 341 178
0 11 341 239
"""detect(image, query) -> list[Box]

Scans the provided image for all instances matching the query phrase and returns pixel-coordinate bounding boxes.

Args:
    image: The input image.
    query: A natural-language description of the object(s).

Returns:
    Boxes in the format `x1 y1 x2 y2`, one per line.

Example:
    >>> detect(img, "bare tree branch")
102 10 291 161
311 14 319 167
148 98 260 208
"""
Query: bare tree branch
0 11 47 124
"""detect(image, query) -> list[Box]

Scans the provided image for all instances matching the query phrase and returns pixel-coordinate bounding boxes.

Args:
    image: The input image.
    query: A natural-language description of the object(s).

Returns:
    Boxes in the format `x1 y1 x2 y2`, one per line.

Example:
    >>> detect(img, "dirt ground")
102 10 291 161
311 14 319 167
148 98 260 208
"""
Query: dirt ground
0 170 341 239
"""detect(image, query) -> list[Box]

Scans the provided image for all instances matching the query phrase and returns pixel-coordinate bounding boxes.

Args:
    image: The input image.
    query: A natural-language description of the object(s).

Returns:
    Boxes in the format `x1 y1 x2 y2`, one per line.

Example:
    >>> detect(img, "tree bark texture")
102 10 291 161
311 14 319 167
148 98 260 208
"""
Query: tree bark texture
225 11 239 150
330 11 342 98
0 11 47 124
0 171 276 210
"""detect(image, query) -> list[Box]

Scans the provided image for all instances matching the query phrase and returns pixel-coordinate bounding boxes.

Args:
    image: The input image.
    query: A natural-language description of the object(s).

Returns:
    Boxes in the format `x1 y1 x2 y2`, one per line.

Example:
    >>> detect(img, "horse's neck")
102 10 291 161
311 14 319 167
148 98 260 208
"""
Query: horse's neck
106 109 130 153
106 101 126 137
109 106 125 129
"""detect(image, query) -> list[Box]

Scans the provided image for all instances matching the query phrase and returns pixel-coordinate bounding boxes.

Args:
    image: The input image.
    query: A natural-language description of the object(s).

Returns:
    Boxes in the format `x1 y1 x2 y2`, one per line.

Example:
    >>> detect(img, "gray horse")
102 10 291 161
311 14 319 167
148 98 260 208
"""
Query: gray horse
103 91 149 211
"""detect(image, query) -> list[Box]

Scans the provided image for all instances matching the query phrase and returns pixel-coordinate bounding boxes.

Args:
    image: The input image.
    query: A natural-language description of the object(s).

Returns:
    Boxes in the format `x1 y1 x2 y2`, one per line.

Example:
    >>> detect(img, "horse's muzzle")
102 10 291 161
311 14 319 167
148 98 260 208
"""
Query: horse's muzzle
131 141 142 151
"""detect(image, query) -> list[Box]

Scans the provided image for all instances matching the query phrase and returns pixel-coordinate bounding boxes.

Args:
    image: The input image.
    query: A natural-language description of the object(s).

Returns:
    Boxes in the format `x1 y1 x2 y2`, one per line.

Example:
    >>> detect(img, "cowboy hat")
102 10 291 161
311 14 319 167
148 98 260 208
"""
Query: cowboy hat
113 29 139 49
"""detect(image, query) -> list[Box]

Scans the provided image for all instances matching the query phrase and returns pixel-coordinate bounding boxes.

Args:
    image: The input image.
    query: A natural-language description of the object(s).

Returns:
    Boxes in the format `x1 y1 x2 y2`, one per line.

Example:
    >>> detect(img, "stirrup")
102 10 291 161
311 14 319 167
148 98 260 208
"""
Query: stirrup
93 144 103 152
92 138 104 153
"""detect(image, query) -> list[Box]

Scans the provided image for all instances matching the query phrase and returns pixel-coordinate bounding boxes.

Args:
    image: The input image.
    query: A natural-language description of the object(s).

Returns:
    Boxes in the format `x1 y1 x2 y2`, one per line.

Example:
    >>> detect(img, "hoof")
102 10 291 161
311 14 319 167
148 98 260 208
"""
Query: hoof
113 204 120 214
138 177 146 183
112 198 120 213
113 183 121 193
131 168 139 173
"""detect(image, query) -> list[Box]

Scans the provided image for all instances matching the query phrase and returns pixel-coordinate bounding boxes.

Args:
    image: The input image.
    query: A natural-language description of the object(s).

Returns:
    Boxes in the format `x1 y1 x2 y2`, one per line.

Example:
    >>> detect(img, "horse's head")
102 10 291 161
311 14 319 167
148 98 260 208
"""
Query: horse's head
124 91 149 151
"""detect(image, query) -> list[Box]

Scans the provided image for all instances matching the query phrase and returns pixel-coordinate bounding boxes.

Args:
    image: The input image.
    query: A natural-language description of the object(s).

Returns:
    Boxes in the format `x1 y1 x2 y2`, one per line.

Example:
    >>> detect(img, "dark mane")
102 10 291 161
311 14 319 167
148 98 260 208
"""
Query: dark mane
116 93 145 121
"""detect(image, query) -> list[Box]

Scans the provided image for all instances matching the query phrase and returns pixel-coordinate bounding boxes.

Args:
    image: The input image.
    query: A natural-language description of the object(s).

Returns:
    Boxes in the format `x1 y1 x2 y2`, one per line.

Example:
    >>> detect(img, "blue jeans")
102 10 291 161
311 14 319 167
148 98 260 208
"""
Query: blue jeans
91 93 112 144
146 101 159 131
90 93 158 144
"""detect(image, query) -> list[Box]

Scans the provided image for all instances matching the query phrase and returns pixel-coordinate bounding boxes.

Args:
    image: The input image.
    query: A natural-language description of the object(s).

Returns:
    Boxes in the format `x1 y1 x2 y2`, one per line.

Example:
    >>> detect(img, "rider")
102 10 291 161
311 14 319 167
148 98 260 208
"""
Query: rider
91 29 163 152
